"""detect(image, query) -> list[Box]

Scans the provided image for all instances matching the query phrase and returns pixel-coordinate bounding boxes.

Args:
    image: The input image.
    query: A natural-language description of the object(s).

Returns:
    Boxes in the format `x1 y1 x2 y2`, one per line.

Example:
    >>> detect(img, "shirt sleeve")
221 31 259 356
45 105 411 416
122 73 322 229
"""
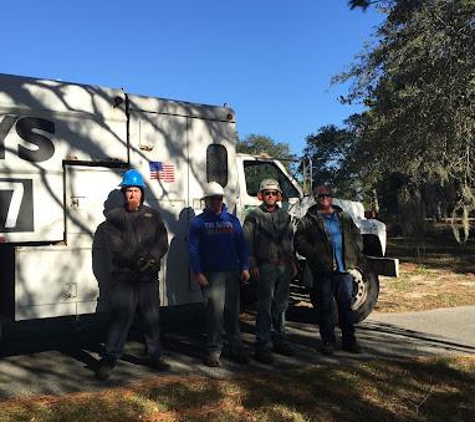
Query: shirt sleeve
294 218 316 259
150 212 169 261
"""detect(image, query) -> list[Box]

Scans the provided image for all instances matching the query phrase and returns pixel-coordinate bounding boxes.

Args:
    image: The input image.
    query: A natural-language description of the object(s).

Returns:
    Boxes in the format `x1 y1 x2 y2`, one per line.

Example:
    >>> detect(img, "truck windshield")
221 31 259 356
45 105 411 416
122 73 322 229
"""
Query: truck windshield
244 161 300 199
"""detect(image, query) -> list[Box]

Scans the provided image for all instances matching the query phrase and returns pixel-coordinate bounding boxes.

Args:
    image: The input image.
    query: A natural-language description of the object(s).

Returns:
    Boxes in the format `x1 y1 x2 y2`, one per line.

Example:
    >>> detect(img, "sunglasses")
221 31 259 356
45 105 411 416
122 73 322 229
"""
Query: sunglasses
317 193 332 198
263 190 279 197
208 196 223 201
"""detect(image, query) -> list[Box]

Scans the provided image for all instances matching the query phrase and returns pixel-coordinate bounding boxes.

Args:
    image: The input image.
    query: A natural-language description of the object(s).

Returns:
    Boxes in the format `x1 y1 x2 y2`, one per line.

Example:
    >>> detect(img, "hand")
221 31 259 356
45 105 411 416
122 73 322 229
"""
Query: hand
291 262 298 278
136 256 152 272
250 267 260 281
241 270 251 284
137 255 158 272
196 272 209 287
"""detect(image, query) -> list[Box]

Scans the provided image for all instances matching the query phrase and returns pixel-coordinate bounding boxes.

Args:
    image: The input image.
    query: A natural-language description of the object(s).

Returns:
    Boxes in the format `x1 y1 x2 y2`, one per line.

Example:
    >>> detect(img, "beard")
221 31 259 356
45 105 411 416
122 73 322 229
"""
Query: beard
127 197 141 210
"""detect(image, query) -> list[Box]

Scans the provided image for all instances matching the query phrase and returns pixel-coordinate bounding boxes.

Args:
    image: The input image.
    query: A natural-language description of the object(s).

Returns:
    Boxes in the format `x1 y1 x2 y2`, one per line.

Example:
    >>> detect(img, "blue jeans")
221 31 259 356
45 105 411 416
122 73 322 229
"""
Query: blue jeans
202 271 242 354
316 273 355 344
255 263 291 351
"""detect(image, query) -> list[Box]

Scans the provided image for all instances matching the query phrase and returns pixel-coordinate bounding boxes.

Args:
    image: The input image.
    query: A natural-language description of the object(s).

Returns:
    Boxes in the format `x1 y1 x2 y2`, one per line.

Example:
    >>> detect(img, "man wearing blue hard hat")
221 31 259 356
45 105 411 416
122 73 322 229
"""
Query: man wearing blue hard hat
96 169 169 380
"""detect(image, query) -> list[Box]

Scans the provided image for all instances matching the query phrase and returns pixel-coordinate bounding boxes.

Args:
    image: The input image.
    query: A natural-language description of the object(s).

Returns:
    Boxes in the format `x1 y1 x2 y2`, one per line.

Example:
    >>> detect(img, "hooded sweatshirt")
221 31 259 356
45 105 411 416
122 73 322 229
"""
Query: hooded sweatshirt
188 205 250 273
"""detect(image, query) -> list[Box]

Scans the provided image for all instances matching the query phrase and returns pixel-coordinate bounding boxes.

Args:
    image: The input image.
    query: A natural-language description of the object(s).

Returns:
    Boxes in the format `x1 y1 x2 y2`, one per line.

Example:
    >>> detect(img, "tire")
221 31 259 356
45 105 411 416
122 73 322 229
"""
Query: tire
309 266 379 324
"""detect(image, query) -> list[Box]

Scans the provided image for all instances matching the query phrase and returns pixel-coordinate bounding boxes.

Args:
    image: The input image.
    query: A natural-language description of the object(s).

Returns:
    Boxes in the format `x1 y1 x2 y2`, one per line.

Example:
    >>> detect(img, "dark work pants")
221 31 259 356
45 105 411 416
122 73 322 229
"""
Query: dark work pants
316 273 355 344
104 280 161 361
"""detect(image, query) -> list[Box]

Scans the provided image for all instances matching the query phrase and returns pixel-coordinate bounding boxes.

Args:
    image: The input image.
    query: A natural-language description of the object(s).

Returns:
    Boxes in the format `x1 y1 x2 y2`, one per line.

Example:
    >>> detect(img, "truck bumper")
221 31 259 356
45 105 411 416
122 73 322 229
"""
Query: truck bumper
367 256 399 277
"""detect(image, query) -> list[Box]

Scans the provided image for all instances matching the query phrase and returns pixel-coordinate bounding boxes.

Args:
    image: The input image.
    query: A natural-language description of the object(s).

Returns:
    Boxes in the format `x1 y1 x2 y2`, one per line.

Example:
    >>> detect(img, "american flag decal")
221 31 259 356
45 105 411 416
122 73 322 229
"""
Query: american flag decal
149 161 175 183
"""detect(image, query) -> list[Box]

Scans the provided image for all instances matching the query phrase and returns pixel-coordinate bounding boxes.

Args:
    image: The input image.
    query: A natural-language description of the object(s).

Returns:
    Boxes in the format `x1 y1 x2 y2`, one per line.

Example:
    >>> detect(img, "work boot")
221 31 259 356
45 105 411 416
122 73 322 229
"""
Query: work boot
148 356 171 371
227 349 250 365
273 341 295 357
342 340 362 354
204 352 221 367
254 349 274 364
95 357 117 380
320 341 334 356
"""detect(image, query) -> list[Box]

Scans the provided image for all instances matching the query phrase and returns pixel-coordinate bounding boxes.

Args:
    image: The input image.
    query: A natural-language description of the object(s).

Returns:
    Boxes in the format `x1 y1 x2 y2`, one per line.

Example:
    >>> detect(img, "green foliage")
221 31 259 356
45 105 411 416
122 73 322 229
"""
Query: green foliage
340 0 475 238
300 113 378 206
302 124 357 198
237 134 295 163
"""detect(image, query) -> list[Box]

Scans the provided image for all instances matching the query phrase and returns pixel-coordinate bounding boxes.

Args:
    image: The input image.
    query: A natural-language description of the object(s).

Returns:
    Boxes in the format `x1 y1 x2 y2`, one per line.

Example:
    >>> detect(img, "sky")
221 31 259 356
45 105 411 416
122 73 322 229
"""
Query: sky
1 0 383 154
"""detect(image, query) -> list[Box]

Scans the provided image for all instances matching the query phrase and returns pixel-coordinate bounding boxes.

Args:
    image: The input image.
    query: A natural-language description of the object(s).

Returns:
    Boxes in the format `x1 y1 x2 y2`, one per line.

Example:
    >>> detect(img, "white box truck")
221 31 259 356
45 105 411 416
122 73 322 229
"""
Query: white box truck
0 73 397 328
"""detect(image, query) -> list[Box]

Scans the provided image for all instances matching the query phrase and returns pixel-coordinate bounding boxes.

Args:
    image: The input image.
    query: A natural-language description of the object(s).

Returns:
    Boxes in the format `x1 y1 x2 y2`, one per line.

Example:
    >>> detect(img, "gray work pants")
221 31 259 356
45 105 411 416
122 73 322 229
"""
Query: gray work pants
202 271 242 354
255 262 291 351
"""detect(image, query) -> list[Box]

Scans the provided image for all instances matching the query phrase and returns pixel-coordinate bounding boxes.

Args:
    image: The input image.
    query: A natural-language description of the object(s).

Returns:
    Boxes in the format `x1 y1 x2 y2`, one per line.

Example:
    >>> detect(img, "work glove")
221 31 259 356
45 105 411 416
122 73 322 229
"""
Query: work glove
135 254 160 273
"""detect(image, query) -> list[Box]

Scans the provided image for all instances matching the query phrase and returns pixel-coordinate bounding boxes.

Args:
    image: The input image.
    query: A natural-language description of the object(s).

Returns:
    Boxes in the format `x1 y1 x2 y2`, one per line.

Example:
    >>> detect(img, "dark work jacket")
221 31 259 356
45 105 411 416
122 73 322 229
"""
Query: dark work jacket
105 205 169 282
243 203 294 268
294 205 365 275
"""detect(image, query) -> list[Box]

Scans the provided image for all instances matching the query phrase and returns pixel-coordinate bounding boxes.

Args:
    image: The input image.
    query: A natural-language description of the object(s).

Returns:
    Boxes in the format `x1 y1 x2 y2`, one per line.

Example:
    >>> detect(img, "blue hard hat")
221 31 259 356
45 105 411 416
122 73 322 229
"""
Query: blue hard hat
120 169 145 188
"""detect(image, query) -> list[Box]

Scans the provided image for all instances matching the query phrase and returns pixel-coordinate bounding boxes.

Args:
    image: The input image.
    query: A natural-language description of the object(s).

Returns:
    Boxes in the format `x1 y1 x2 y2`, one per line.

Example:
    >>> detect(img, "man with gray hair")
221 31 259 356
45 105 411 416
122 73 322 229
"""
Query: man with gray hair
295 185 363 355
243 178 296 364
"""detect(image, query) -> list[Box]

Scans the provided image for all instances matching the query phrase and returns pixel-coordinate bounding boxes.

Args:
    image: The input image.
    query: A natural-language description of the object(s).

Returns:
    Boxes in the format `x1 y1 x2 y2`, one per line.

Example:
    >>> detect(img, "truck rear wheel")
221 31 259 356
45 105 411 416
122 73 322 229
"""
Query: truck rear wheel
309 266 379 324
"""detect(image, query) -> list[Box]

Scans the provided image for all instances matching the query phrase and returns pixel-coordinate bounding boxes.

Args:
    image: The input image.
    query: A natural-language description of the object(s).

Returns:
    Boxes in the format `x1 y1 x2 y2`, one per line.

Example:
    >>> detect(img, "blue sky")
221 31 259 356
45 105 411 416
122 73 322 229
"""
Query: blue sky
1 0 382 154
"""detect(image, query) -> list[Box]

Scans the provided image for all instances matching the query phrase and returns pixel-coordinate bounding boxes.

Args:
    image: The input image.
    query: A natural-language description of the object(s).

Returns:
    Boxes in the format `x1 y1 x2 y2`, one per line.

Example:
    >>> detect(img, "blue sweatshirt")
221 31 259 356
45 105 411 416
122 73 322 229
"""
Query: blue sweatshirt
188 205 250 273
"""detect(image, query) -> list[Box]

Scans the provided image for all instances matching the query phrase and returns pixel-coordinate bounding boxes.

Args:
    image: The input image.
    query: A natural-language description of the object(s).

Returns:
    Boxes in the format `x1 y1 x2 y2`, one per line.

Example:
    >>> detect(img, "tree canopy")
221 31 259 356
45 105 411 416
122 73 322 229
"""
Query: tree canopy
237 134 295 161
335 0 475 239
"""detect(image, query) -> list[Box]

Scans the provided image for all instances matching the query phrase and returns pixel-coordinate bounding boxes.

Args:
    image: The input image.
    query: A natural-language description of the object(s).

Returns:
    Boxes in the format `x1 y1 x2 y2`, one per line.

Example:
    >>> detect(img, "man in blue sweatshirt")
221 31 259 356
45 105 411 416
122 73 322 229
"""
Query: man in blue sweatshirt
188 181 251 367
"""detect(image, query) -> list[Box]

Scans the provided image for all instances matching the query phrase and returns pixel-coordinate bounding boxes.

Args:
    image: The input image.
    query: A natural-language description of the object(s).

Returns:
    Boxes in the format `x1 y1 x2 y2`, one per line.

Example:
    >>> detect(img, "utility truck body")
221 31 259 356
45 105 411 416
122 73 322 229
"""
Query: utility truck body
0 73 396 324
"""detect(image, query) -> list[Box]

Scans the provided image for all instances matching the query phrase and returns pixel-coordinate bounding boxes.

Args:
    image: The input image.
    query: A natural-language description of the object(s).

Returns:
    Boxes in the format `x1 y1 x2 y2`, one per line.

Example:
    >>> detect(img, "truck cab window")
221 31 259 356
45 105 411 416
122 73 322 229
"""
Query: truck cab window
206 144 228 187
243 161 300 199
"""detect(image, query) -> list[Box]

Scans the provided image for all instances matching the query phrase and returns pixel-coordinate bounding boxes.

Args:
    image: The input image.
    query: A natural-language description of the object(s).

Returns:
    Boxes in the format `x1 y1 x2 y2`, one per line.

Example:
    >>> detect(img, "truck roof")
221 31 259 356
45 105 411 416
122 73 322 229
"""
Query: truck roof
0 73 235 122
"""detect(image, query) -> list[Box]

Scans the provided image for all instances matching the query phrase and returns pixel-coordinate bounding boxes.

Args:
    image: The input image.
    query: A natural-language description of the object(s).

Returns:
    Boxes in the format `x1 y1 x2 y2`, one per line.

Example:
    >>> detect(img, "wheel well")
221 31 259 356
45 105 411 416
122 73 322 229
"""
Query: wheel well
363 234 383 257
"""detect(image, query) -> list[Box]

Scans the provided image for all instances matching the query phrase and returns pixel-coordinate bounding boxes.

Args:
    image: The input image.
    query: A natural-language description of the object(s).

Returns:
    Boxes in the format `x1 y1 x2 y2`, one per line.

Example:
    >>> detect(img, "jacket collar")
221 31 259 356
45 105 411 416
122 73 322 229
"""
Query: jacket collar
259 202 280 213
204 203 228 218
306 204 341 223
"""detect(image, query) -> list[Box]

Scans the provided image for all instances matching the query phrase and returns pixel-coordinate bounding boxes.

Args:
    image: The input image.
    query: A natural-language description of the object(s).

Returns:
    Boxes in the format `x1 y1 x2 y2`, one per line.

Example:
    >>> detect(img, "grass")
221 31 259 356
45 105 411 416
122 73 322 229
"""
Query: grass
375 236 475 313
0 357 473 422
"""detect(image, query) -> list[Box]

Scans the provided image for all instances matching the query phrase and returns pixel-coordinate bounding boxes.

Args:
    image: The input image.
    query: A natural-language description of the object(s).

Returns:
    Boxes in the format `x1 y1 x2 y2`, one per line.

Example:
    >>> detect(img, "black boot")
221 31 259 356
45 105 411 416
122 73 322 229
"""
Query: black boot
95 357 117 380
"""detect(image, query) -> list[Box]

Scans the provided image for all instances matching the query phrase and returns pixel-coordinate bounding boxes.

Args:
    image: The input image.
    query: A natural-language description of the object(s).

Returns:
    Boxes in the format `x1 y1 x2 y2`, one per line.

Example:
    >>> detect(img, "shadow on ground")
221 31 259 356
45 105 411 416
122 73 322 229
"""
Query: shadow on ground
1 299 474 400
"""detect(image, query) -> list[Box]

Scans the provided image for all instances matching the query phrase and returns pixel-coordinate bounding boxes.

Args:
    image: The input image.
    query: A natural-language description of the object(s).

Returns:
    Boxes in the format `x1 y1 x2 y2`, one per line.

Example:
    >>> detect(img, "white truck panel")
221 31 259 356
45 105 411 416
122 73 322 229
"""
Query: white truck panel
0 74 124 117
14 246 98 320
0 73 128 174
65 166 124 237
0 172 63 242
187 116 238 213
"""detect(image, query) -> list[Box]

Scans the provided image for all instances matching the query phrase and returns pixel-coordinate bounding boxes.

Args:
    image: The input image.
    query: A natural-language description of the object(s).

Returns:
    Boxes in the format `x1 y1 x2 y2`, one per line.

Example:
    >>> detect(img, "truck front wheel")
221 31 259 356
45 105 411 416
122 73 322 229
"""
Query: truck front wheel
309 266 379 324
